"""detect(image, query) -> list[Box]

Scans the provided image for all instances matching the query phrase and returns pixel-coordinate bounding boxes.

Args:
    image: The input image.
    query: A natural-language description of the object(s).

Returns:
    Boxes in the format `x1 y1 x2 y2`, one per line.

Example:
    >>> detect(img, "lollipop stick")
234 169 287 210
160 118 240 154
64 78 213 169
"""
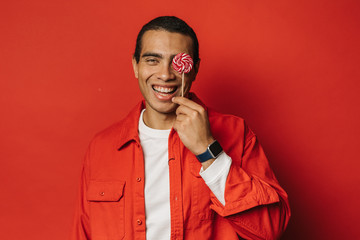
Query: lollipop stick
182 71 184 97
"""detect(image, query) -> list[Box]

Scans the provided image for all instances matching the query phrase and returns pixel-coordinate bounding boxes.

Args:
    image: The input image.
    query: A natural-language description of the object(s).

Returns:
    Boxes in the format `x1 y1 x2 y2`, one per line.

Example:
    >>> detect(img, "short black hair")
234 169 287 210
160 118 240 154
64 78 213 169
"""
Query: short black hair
134 16 199 64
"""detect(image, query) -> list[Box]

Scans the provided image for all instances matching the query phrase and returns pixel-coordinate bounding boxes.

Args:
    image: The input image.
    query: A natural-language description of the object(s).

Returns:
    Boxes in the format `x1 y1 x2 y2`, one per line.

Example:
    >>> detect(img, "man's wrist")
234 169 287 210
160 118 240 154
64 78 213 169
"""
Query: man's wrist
192 137 214 155
201 158 215 170
196 140 223 163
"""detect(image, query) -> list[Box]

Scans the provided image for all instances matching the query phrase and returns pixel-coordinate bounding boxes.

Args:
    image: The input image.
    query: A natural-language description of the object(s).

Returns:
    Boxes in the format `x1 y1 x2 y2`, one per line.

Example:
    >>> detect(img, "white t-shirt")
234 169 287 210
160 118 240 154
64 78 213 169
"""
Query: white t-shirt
138 109 231 240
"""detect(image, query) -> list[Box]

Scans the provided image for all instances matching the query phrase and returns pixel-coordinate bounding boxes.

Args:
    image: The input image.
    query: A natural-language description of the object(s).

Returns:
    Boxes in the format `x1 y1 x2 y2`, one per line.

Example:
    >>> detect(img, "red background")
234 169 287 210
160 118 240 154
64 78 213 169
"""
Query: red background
1 0 359 239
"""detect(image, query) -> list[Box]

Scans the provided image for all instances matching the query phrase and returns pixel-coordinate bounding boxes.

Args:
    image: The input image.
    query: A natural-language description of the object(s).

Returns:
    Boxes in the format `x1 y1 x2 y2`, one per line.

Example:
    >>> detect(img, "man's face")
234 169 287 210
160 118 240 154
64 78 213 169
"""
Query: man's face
132 30 198 115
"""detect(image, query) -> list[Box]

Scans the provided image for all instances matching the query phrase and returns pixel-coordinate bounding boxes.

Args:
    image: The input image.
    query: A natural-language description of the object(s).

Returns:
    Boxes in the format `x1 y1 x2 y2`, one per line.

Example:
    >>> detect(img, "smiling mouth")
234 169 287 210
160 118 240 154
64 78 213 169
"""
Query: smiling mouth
152 85 178 96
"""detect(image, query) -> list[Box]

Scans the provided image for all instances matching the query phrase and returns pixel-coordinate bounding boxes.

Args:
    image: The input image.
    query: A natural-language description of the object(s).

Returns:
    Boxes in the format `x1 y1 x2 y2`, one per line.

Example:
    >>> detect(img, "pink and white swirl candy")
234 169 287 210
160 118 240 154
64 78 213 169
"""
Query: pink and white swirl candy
172 53 193 73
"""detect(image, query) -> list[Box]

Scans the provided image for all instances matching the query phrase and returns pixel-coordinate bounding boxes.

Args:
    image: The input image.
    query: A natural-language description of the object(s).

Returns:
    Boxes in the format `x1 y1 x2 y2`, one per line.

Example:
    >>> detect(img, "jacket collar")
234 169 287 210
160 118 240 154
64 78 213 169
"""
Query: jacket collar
116 92 207 150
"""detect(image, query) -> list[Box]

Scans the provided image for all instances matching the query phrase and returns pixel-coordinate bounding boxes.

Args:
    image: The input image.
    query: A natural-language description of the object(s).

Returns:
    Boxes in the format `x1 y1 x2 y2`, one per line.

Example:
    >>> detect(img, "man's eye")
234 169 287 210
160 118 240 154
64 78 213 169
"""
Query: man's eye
146 58 158 64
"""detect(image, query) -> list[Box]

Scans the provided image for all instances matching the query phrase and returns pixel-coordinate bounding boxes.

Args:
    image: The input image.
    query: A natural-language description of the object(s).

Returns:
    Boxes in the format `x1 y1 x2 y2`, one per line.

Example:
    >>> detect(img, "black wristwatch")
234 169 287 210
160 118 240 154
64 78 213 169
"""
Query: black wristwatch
196 140 223 163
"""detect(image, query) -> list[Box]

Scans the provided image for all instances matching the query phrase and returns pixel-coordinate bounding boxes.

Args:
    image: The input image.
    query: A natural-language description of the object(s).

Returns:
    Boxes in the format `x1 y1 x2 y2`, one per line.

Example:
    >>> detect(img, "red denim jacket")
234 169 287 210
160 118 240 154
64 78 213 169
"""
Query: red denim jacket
71 94 290 240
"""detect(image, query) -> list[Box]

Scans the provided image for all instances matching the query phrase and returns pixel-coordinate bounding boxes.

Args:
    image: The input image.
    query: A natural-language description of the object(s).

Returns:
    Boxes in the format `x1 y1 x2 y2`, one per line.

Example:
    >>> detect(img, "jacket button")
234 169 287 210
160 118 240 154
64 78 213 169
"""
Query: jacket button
100 192 105 196
136 177 141 182
137 219 142 225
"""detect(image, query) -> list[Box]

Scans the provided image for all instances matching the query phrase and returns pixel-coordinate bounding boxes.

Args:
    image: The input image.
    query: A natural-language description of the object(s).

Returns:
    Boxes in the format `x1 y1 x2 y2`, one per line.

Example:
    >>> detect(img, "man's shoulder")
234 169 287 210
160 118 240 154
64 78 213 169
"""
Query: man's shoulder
208 108 244 121
90 101 143 146
208 108 255 141
93 119 127 141
208 107 246 126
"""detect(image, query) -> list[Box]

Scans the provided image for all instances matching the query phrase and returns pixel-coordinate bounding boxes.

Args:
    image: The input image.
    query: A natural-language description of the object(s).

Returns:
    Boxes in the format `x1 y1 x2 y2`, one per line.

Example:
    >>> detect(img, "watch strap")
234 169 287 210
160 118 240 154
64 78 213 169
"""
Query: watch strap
196 140 223 163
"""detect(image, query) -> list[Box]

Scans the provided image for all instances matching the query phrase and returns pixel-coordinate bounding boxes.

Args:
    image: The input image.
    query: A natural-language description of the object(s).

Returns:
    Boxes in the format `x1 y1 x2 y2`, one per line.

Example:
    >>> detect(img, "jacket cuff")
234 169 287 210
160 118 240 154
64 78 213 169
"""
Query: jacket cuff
199 152 232 205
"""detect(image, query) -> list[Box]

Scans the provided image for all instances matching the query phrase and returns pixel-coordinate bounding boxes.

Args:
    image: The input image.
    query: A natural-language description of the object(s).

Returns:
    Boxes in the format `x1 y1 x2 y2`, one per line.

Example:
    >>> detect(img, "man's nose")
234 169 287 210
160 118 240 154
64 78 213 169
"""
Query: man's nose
157 62 176 81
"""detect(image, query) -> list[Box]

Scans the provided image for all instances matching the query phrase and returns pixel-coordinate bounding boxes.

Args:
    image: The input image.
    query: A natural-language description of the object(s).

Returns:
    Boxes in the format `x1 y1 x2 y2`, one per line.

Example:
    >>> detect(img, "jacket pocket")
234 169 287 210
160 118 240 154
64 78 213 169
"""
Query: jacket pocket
87 180 125 240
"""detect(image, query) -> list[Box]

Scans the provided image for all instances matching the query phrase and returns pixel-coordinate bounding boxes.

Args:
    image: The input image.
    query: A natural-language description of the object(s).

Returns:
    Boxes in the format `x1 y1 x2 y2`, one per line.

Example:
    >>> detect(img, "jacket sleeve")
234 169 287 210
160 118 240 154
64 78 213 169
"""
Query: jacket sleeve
210 126 291 240
70 146 91 240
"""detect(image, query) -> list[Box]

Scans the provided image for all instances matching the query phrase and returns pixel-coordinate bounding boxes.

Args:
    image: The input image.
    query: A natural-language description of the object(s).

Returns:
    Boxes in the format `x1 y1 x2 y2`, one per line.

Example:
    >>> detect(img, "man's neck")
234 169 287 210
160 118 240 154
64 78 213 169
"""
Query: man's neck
143 108 176 130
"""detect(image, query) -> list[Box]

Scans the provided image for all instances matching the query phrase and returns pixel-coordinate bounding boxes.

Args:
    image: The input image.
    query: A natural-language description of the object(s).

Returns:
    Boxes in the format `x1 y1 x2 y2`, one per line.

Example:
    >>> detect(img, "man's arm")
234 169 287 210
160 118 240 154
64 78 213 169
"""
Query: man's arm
212 133 290 239
172 96 290 239
172 97 215 170
70 147 91 240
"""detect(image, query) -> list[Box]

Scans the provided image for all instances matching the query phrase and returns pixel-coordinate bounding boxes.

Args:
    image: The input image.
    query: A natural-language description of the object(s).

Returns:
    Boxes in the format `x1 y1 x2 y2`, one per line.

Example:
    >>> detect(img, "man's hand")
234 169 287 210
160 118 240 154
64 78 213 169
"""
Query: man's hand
172 97 215 156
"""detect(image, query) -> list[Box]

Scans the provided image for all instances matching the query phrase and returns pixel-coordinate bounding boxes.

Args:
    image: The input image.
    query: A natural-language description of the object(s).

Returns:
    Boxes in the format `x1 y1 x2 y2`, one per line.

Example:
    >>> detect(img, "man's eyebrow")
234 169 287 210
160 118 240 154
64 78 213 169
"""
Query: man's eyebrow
141 52 163 58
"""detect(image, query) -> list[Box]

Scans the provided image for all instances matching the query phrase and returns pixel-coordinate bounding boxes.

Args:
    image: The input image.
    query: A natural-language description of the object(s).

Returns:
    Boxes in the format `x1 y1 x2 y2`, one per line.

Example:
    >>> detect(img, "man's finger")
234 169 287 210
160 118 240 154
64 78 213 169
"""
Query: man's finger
175 104 196 116
172 96 203 111
174 113 187 122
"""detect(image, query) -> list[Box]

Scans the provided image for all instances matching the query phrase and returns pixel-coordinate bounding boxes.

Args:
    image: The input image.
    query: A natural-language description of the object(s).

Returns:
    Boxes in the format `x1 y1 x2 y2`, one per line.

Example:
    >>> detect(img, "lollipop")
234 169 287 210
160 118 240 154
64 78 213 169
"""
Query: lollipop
172 53 193 97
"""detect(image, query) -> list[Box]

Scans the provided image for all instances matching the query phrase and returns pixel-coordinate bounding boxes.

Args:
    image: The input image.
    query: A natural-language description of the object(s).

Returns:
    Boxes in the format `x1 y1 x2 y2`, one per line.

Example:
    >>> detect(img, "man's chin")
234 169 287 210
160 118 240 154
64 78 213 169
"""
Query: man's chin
146 101 178 115
156 105 178 115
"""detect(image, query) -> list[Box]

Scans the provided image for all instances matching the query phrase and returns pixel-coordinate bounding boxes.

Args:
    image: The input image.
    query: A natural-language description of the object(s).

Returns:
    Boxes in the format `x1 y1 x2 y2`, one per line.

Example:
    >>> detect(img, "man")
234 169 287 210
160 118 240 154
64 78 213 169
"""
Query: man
71 16 290 240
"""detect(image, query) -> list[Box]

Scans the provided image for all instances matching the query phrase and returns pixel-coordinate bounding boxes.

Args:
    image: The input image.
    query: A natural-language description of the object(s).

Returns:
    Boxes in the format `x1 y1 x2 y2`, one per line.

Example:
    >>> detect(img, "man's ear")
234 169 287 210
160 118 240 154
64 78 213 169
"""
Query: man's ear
132 57 139 79
191 59 200 82
194 59 200 74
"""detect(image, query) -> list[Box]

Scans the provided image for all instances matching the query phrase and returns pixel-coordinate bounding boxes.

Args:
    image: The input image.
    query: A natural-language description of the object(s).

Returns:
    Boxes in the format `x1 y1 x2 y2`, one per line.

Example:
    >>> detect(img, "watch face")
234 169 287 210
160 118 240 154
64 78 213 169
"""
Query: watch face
209 141 223 157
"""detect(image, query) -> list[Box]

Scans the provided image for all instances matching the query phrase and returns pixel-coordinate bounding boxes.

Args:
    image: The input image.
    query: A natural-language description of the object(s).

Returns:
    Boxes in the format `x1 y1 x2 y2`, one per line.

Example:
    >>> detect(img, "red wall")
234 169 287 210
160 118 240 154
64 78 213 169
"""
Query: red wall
1 1 359 239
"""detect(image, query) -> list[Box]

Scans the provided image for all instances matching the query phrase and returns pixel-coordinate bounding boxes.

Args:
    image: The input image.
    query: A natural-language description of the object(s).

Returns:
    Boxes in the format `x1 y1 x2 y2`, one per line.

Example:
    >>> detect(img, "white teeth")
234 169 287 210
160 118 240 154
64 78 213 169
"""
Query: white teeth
153 86 175 93
157 92 169 97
